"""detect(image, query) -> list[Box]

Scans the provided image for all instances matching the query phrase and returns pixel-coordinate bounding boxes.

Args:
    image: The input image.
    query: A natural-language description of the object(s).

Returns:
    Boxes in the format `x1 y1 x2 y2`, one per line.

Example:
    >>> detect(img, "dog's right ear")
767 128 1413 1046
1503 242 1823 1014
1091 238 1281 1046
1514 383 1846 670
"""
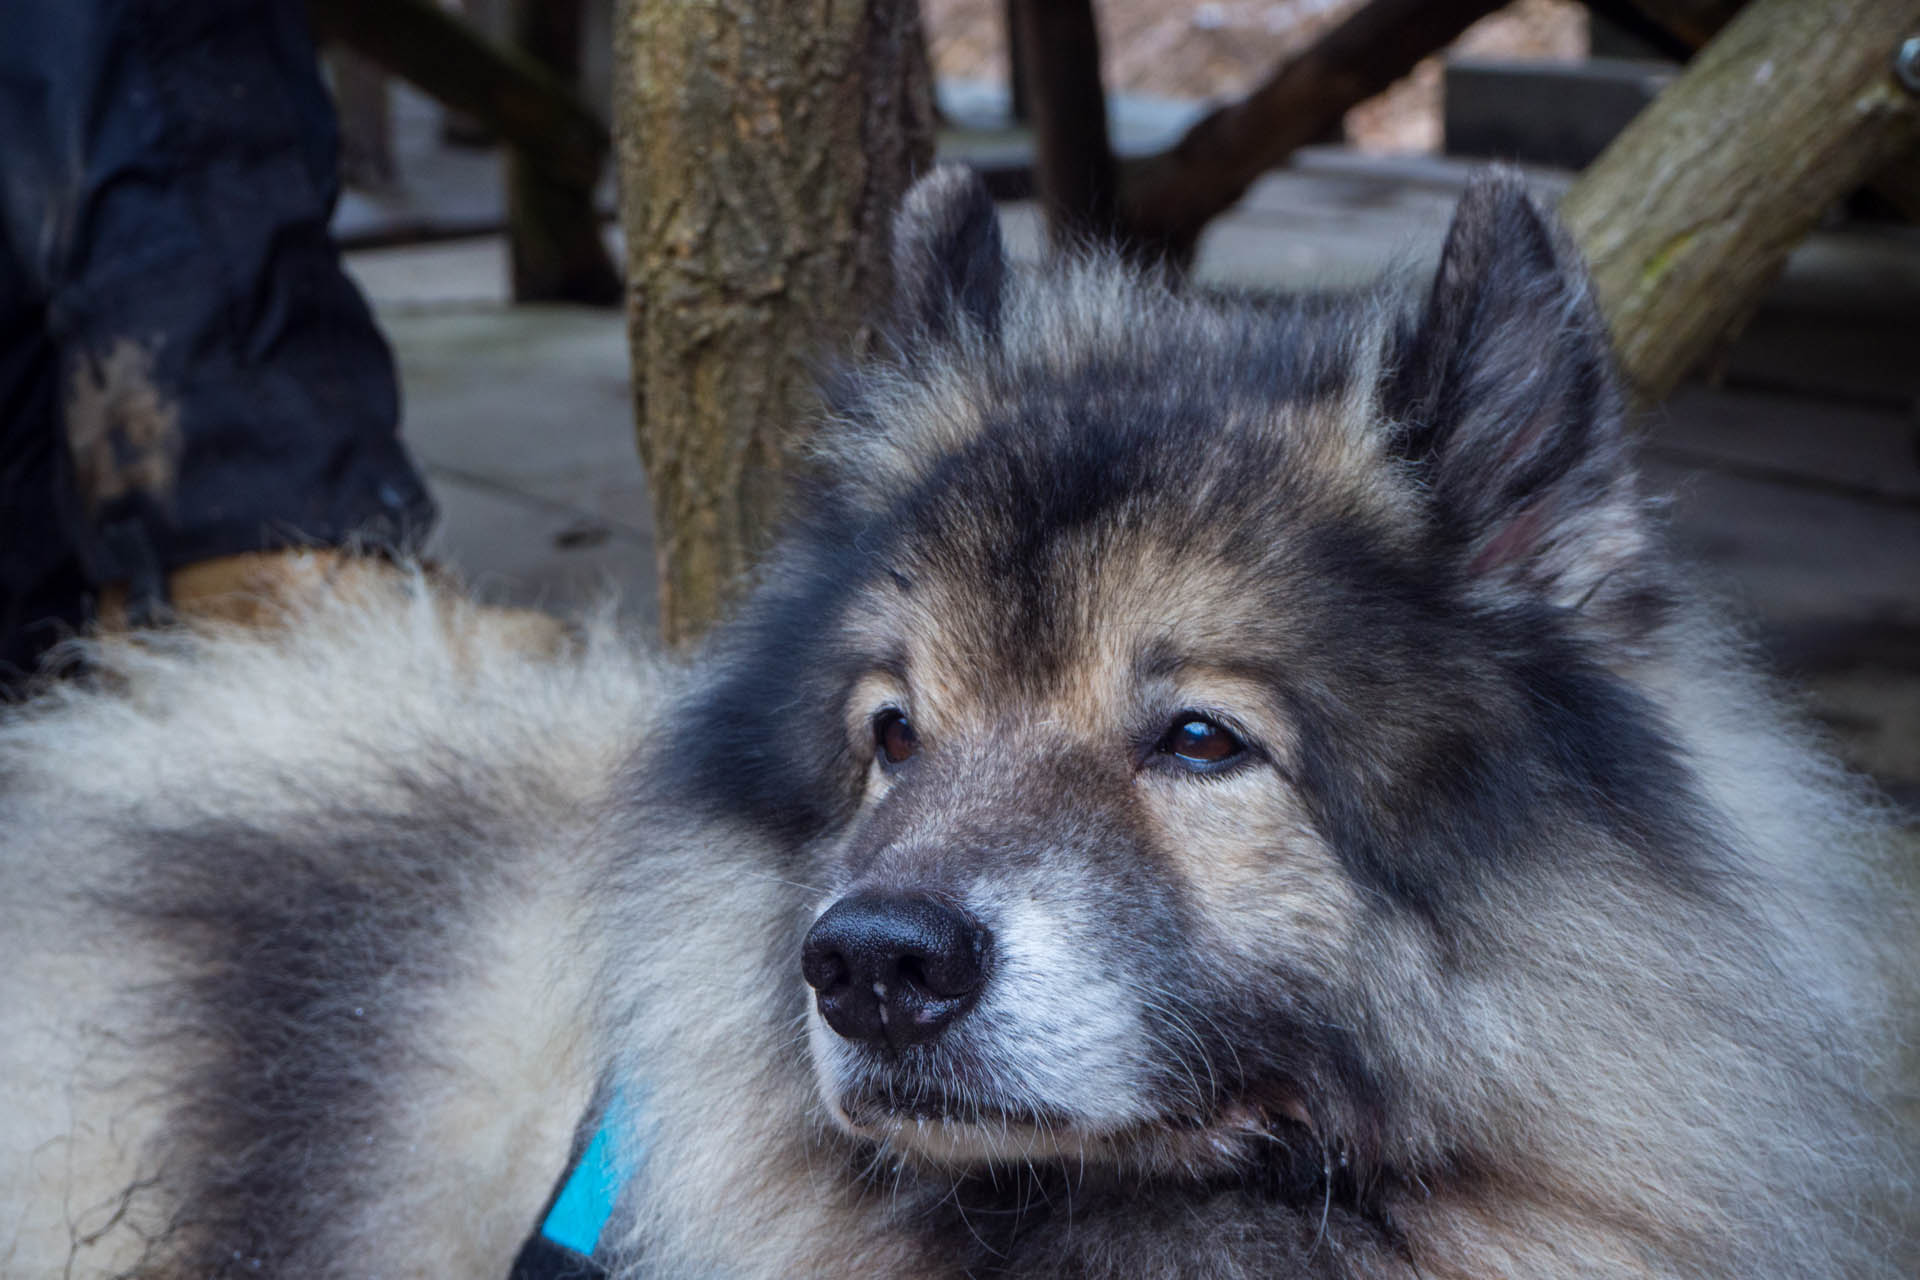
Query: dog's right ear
890 165 1006 344
1385 170 1645 622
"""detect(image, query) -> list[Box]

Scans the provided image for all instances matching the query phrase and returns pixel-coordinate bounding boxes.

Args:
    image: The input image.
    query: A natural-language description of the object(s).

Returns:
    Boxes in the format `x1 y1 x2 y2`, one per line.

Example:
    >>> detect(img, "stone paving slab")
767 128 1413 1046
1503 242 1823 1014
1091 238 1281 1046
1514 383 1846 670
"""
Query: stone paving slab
427 466 656 630
387 307 638 503
368 304 656 631
342 237 520 308
1648 457 1918 638
1646 385 1920 503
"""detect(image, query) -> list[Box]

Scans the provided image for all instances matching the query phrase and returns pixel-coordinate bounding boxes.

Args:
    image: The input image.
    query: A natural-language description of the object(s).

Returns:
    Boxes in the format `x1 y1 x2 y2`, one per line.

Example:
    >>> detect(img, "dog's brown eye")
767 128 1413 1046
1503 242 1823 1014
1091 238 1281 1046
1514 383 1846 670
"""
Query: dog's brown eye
874 710 918 765
1158 716 1243 767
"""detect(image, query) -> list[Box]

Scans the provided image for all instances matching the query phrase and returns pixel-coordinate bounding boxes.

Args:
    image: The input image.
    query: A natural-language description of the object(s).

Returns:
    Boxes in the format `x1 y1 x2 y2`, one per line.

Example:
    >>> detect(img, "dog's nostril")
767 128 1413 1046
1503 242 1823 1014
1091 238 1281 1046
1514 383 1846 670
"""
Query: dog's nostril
801 892 991 1050
802 946 851 996
896 953 929 993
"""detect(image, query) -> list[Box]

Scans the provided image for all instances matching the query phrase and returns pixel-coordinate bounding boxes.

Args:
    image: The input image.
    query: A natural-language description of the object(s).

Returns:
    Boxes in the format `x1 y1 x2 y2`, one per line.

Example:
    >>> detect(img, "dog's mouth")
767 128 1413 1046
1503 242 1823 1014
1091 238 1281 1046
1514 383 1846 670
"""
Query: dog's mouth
828 1069 1317 1171
827 1072 1087 1163
837 1081 1074 1131
797 897 1325 1170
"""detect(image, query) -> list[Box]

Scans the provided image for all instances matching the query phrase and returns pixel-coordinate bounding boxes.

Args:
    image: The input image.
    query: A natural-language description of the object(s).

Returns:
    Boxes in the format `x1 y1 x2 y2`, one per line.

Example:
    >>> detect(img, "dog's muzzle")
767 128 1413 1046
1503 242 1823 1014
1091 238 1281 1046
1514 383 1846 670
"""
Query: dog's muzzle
801 892 992 1051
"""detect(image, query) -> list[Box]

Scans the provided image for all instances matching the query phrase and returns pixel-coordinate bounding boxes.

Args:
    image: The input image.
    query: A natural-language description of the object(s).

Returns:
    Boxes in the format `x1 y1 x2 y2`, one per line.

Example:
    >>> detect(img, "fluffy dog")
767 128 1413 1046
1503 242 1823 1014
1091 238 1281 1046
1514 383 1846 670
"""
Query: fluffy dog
1 167 1911 1278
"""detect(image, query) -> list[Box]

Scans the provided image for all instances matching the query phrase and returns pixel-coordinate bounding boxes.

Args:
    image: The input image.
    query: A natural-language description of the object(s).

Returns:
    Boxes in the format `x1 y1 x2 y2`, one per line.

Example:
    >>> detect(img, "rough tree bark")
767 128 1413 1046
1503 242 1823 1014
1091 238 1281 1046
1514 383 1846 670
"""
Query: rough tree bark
614 0 935 646
1612 0 1920 223
1559 0 1920 403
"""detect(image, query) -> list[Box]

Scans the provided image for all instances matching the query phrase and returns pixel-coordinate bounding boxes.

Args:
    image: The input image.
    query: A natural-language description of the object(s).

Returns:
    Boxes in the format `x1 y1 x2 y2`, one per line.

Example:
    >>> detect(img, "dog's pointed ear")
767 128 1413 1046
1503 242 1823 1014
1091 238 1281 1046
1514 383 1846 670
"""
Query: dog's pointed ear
1387 170 1650 620
890 165 1006 344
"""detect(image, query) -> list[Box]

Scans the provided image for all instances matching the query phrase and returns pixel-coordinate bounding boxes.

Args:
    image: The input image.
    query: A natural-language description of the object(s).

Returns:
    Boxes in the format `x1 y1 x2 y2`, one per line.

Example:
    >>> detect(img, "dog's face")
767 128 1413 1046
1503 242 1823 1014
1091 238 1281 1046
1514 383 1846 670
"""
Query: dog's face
801 497 1377 1168
675 168 1694 1181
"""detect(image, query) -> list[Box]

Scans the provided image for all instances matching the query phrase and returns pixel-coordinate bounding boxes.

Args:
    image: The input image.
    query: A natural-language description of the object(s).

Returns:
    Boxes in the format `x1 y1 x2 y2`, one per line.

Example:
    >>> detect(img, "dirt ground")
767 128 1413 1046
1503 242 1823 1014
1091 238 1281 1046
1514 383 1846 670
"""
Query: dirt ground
922 0 1588 153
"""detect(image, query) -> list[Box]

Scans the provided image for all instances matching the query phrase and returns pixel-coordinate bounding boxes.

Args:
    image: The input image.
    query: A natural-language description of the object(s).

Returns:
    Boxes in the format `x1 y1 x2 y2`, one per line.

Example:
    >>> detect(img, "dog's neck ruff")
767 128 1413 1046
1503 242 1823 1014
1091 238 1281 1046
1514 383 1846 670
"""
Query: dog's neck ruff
509 1090 638 1279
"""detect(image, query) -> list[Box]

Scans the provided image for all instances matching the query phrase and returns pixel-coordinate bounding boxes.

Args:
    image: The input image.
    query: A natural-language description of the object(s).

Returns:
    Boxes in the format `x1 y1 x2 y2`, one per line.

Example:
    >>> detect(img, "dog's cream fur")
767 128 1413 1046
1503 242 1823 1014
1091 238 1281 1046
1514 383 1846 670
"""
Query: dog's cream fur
1 580 635 1275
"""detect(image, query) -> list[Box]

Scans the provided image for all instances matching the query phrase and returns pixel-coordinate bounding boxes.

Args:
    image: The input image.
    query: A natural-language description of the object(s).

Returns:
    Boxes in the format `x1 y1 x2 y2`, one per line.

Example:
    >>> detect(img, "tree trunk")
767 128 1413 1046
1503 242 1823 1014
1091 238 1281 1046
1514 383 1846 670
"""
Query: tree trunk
1559 0 1920 403
506 0 621 305
614 0 935 646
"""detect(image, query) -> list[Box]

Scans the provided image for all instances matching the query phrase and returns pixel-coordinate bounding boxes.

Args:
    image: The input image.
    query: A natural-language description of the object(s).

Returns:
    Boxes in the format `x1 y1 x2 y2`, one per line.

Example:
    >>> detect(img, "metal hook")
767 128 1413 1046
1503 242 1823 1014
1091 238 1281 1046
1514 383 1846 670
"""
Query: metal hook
1897 36 1920 95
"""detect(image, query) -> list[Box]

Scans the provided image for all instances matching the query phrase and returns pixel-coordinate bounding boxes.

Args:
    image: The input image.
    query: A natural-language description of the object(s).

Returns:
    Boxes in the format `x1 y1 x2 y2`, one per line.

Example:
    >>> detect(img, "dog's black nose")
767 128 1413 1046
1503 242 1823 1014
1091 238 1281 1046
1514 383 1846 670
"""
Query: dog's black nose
801 893 990 1050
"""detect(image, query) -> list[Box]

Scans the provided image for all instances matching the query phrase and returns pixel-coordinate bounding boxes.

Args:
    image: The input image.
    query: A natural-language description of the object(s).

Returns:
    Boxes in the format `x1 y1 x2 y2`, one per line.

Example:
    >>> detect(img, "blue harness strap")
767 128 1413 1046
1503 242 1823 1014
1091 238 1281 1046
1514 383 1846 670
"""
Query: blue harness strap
509 1091 638 1280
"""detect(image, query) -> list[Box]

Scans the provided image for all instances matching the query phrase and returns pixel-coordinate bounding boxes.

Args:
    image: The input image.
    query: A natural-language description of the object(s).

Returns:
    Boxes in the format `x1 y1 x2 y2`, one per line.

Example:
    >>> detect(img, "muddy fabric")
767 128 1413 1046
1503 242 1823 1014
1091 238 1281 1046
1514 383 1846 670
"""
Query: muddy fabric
0 0 434 680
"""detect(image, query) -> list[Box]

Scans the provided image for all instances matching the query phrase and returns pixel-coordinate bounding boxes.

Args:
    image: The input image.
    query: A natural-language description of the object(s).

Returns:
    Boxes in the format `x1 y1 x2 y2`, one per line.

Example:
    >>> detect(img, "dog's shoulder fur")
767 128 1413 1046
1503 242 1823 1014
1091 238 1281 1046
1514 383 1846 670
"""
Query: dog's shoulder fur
0 580 655 1275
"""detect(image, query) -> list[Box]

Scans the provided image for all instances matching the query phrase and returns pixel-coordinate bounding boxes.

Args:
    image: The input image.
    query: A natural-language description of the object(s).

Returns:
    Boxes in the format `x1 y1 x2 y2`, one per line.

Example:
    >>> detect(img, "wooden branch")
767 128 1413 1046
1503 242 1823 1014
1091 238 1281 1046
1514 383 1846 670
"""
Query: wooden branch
308 0 608 190
615 0 935 645
1616 0 1920 223
1560 0 1920 403
1117 0 1505 262
1011 0 1120 244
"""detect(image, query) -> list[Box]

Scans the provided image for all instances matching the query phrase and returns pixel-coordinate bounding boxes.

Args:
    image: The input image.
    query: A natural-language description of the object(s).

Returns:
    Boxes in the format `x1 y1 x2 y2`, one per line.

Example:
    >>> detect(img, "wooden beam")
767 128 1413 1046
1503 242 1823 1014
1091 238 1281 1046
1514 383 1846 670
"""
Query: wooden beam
1614 0 1920 223
505 0 621 304
1011 0 1120 245
1116 0 1505 263
1560 0 1920 403
308 0 607 190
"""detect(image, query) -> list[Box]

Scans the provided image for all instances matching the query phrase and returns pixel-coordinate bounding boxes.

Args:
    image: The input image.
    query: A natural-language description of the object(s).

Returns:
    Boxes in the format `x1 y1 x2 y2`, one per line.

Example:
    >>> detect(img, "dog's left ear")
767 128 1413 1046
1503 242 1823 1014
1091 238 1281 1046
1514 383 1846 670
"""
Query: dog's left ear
1388 170 1650 620
889 165 1006 345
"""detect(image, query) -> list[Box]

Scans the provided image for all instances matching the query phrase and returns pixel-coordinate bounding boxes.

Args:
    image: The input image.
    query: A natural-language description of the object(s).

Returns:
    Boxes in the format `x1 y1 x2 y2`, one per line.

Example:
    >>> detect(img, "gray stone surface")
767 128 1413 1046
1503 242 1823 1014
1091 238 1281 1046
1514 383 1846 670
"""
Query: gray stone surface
363 302 656 632
427 469 655 632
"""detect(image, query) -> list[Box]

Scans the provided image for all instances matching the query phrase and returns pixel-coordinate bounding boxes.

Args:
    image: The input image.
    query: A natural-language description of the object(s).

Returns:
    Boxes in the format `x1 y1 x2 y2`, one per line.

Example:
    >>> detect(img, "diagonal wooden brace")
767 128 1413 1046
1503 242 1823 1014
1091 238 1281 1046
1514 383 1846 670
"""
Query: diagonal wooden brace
1560 0 1920 404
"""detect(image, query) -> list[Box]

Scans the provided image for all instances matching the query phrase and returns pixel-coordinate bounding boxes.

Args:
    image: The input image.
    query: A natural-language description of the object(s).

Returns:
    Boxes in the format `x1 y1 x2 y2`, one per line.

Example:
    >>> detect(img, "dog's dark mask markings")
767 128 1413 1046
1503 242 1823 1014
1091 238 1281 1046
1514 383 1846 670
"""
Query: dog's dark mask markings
655 166 1744 1265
